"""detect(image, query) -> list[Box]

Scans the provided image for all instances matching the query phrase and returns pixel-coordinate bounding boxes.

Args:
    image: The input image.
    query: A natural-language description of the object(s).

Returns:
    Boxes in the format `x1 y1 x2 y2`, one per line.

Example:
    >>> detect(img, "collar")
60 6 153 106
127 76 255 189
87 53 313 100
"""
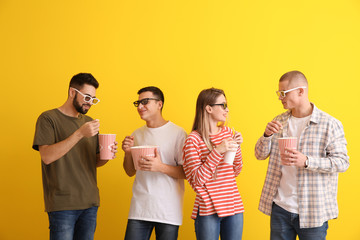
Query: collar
284 103 320 124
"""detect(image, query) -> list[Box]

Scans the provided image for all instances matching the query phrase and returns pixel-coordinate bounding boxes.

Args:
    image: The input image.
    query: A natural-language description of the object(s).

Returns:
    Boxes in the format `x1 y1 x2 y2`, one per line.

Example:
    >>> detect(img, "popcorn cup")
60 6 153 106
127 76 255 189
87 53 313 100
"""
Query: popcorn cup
130 146 159 170
99 134 116 160
278 137 297 155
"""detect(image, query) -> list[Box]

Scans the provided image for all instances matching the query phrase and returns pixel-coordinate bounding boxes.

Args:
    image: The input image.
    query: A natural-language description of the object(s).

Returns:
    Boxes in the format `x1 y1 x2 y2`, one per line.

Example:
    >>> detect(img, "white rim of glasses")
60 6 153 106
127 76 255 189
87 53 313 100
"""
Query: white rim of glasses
276 86 307 97
71 87 100 104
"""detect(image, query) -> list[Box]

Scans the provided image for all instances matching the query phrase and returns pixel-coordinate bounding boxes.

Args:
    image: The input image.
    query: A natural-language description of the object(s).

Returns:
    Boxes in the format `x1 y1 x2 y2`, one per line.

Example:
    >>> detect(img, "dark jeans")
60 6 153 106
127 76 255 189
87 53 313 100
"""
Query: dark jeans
194 213 243 240
124 219 179 240
47 206 98 240
271 203 328 240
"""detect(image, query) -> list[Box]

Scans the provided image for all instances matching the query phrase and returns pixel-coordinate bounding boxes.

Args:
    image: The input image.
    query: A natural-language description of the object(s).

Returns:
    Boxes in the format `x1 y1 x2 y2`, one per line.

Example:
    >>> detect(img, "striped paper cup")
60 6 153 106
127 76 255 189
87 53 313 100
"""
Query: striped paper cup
130 146 158 170
99 134 117 160
278 137 297 155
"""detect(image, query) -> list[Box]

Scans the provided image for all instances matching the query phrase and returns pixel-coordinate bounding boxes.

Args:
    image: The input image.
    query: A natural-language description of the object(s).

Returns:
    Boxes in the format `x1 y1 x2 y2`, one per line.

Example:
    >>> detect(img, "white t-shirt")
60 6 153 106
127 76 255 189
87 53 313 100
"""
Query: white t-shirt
128 121 187 226
274 115 311 214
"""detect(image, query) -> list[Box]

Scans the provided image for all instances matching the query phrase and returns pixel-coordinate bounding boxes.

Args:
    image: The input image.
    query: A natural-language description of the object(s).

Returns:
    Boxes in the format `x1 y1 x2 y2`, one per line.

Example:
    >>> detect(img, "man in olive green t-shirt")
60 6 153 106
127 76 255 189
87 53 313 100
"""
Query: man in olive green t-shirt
33 73 117 240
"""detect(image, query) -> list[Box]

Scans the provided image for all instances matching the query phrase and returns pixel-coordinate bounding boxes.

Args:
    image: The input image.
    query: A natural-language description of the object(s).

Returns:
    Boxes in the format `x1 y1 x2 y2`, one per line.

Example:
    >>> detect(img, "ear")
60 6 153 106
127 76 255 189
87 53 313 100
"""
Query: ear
205 105 212 114
299 88 305 96
69 88 75 98
158 101 163 110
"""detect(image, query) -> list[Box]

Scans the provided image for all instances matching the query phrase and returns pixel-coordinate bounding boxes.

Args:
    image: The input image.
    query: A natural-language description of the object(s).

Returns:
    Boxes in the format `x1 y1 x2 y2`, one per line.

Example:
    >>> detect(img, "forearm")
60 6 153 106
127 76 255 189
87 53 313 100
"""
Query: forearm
307 124 349 173
306 154 349 173
255 136 271 160
184 148 222 187
160 165 186 179
233 149 243 176
123 152 136 177
96 154 109 167
39 130 83 165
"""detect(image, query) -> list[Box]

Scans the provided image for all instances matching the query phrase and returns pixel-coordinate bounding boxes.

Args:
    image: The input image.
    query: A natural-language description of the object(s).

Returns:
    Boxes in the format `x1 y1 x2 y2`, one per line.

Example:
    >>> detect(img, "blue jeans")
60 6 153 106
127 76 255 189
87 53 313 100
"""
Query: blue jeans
124 219 179 240
47 206 98 240
271 203 328 240
194 213 243 240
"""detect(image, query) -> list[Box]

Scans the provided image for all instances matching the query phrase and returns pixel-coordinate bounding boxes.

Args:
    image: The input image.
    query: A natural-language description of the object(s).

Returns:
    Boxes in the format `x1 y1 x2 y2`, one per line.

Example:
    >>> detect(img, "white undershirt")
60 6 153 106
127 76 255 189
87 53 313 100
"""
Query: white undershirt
274 115 311 213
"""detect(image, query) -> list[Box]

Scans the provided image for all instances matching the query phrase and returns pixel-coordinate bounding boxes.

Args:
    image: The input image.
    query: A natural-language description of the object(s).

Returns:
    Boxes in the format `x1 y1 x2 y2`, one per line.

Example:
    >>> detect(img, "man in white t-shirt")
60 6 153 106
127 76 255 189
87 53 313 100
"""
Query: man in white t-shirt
255 71 349 240
122 86 187 240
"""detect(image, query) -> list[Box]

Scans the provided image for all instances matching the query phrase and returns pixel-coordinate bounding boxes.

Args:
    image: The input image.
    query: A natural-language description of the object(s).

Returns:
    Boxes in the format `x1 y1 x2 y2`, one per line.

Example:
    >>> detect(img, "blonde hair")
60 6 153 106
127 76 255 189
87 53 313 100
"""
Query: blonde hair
192 88 226 150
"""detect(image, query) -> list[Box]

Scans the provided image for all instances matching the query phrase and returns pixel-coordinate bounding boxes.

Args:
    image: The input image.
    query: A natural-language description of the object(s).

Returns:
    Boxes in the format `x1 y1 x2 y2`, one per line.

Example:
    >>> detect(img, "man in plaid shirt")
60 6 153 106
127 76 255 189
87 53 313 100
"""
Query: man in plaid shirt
255 71 349 240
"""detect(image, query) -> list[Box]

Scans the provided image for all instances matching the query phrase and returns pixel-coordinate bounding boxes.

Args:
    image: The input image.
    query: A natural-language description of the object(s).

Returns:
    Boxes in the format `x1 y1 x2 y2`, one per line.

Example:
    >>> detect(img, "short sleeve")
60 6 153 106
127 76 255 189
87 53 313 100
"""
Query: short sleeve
32 113 56 151
174 129 187 166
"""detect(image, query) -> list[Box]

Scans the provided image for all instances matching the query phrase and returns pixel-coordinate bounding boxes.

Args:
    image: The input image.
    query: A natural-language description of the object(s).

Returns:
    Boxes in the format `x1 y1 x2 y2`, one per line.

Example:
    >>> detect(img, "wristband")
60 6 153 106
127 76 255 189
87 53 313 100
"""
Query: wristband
305 158 309 168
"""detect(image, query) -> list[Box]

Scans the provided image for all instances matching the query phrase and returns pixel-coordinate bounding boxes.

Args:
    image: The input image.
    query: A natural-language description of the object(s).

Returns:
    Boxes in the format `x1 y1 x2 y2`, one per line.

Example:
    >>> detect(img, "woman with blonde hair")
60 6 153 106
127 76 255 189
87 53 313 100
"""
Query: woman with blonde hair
183 88 244 240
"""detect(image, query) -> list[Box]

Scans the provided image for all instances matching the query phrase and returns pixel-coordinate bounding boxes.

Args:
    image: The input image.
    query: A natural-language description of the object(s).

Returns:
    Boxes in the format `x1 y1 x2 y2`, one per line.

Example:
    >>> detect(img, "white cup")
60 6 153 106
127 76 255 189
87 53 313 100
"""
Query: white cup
223 144 239 165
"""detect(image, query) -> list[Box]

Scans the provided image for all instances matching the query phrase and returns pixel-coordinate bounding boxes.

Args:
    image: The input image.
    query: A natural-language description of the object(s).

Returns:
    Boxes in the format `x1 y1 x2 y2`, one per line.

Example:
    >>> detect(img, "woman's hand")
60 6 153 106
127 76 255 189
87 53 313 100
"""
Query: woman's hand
215 138 238 154
233 131 243 145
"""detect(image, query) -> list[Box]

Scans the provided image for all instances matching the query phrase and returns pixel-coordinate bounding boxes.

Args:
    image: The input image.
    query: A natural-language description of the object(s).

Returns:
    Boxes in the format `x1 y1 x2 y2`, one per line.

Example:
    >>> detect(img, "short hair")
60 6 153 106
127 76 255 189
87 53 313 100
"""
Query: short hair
279 70 308 86
137 86 165 109
69 73 99 89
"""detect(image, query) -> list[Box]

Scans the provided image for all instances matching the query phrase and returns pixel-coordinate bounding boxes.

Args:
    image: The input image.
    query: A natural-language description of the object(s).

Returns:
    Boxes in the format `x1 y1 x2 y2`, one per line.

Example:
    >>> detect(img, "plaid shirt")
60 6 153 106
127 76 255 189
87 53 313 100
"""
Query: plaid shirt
255 104 349 228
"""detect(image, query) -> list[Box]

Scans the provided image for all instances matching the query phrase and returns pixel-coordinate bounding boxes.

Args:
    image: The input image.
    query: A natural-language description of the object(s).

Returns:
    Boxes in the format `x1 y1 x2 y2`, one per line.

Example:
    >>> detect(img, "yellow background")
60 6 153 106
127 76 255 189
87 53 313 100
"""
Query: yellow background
1 0 359 239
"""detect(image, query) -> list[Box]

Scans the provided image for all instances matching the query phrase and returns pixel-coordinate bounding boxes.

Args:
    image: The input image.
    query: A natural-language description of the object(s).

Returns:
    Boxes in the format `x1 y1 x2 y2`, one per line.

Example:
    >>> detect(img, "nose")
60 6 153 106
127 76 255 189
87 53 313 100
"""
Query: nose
138 103 145 109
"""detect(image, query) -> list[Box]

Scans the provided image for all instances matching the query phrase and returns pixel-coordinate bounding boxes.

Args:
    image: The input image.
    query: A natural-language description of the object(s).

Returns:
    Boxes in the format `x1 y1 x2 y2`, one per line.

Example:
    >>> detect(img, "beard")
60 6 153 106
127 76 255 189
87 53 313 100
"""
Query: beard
73 95 91 114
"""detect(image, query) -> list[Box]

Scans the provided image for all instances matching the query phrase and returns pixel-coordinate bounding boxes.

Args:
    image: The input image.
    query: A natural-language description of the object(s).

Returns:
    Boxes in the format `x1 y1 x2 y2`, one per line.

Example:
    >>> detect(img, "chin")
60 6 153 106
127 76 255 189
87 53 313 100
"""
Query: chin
82 107 90 114
139 114 147 121
76 107 89 114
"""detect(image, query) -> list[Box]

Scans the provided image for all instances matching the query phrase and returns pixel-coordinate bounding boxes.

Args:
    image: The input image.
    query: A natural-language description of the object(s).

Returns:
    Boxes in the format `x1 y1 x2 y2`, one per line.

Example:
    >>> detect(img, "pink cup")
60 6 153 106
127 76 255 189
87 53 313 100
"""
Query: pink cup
130 146 158 170
278 137 297 155
99 134 116 160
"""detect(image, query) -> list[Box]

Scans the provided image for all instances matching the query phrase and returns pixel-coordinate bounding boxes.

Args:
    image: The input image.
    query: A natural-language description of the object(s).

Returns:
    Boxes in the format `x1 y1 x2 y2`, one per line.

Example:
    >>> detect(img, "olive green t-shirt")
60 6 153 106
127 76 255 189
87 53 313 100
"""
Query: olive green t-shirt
33 109 99 212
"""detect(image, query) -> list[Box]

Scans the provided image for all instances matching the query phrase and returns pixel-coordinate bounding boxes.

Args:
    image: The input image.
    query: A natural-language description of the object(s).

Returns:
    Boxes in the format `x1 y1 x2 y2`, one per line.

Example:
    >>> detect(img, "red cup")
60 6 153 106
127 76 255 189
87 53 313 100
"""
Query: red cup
130 146 158 170
278 137 297 155
99 134 116 160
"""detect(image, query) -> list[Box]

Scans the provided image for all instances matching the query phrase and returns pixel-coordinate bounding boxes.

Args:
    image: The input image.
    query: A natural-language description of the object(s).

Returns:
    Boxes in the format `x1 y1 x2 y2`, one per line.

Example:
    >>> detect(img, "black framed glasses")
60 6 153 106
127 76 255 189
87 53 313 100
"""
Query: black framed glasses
210 103 228 110
133 98 160 107
71 87 100 105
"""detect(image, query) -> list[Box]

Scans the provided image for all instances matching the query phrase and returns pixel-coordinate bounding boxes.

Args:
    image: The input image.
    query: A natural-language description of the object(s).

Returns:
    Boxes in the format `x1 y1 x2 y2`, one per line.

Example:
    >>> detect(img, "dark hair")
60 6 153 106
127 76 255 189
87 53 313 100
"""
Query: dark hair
137 86 165 110
69 73 99 89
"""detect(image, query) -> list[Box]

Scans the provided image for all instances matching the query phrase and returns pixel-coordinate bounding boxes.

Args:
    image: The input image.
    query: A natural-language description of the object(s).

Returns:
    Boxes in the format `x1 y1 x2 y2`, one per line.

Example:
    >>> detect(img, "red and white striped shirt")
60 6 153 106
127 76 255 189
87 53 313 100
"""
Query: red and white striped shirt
183 126 244 219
